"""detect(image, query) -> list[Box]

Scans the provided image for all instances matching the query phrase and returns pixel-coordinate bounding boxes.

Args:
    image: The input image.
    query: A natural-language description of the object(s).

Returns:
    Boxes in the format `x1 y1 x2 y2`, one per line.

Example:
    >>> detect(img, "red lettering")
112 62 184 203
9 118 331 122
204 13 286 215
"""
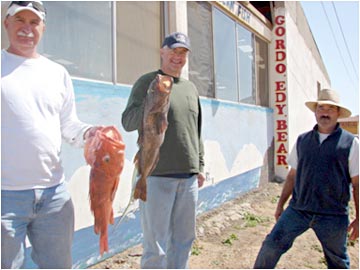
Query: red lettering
277 131 287 142
276 51 286 61
275 81 286 91
276 120 287 130
277 143 288 154
276 63 286 73
275 39 285 50
276 155 288 165
274 14 288 171
275 26 286 36
276 104 286 115
275 92 286 103
275 15 285 25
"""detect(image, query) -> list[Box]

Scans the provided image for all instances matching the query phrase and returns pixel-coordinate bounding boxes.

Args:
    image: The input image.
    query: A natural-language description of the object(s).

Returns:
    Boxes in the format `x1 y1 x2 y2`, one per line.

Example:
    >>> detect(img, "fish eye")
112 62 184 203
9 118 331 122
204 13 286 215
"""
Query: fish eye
102 155 110 163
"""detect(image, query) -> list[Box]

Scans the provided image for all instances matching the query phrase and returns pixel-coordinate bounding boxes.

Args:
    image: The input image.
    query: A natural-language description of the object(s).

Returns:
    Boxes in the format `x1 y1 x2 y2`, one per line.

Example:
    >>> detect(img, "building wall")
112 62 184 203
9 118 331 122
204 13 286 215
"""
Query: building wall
21 79 273 268
1 1 330 268
339 116 359 136
285 1 330 144
269 2 331 180
340 121 359 135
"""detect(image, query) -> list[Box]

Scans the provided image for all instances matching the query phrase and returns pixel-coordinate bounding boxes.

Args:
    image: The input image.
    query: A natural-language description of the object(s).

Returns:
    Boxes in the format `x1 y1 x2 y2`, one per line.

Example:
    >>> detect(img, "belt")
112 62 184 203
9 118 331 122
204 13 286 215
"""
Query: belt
153 173 196 179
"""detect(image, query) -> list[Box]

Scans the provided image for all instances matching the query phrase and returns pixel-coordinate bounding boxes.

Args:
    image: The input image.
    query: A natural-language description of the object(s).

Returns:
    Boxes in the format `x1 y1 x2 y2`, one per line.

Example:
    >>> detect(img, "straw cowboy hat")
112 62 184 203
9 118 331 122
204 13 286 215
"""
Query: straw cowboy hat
305 88 352 118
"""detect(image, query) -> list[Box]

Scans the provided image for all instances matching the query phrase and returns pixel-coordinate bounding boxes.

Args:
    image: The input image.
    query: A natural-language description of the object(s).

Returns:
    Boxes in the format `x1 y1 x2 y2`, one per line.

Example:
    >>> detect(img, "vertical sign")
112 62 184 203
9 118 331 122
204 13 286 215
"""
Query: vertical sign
273 7 289 180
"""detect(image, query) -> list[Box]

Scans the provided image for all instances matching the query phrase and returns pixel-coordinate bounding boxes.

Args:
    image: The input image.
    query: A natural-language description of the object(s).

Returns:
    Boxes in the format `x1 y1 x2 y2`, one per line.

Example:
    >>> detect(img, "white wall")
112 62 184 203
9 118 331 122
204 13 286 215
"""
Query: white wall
269 2 331 179
285 2 331 151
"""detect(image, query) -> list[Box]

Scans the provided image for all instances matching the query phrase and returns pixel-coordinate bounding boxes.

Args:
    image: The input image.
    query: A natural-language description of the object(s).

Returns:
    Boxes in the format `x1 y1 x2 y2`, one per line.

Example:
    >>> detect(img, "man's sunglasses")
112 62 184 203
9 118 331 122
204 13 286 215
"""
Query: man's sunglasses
8 1 46 14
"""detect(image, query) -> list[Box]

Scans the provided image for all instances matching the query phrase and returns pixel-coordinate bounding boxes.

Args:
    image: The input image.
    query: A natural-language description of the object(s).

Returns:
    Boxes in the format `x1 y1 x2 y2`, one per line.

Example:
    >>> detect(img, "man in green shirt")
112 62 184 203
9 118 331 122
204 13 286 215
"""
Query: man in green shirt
122 32 205 269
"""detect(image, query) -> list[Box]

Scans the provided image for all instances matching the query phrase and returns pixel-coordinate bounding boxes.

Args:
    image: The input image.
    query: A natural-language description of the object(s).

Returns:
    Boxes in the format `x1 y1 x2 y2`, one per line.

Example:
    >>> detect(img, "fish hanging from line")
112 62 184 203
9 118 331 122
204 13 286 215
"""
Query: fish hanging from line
84 126 125 255
134 74 173 201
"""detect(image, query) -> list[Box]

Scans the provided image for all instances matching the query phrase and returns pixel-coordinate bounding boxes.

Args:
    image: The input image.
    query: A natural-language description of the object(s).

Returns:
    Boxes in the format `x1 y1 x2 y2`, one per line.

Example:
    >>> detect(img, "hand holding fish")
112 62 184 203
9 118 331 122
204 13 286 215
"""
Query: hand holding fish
84 126 104 141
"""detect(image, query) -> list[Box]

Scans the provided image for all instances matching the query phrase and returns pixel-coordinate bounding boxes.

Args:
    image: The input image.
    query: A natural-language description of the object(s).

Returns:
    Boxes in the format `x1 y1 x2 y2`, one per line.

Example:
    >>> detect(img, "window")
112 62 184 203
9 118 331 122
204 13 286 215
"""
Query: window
1 1 162 85
188 3 265 106
213 8 238 102
187 1 214 98
2 0 269 102
38 2 112 82
1 2 10 49
255 36 269 106
116 1 161 85
237 24 255 104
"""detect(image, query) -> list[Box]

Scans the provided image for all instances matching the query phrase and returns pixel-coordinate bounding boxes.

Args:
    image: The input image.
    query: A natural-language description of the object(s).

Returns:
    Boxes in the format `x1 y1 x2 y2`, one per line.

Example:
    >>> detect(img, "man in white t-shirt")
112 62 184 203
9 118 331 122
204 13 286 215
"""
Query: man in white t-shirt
1 2 99 268
254 89 359 269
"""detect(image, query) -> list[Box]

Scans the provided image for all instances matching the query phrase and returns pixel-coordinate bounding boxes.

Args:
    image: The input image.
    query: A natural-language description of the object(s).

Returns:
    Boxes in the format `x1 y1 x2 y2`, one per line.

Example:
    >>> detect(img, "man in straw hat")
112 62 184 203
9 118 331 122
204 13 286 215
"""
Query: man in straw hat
254 89 359 268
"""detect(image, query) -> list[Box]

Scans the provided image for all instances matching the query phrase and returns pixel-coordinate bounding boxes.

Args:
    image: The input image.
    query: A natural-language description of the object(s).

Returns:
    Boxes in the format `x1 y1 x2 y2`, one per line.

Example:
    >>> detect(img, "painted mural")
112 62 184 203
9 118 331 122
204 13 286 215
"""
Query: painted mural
24 79 273 268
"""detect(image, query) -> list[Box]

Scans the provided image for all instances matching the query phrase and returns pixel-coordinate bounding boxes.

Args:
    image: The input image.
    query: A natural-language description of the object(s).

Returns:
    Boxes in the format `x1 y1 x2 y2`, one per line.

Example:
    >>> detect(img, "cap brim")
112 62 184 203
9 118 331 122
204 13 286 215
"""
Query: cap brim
305 101 352 118
7 6 45 21
169 43 191 51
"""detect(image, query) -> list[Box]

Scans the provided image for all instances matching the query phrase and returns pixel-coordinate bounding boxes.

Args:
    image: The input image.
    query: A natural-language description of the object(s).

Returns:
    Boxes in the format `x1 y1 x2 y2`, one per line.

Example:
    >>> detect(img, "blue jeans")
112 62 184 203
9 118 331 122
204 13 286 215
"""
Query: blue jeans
254 206 350 269
140 175 198 269
1 183 74 269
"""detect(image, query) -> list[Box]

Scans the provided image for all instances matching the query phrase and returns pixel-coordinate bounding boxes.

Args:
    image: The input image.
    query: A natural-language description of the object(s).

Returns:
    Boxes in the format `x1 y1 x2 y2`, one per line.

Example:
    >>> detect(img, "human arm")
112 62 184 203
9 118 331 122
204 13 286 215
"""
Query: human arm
197 97 205 188
121 76 150 132
275 168 296 221
60 71 93 147
83 126 104 141
347 137 359 241
197 96 205 188
348 175 359 241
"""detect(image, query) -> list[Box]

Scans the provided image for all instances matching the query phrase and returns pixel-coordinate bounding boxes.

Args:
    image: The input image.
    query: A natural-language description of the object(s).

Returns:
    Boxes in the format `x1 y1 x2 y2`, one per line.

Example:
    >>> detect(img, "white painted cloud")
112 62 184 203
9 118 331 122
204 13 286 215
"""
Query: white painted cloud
230 143 263 176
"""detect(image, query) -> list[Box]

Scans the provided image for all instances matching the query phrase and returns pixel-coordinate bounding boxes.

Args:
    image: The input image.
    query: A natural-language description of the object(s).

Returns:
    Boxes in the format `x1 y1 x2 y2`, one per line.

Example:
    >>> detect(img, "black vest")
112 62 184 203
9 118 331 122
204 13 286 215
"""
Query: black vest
290 124 354 215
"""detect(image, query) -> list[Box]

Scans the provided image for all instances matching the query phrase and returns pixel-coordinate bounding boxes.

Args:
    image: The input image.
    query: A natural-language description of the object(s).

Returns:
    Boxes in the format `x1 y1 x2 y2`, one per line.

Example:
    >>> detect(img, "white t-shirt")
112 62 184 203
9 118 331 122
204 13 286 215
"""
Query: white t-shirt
1 50 91 190
288 132 359 178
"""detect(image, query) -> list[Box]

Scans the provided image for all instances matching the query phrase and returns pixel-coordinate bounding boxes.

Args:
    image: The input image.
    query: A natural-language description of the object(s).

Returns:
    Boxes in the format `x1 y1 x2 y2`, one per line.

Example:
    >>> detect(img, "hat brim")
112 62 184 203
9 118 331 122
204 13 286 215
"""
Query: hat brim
7 6 45 21
305 101 352 118
169 43 191 51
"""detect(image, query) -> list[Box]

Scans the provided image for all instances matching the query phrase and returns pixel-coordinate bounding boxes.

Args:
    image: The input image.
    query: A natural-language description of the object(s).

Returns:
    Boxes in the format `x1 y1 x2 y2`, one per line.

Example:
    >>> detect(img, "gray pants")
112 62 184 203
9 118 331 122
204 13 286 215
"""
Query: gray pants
139 175 198 269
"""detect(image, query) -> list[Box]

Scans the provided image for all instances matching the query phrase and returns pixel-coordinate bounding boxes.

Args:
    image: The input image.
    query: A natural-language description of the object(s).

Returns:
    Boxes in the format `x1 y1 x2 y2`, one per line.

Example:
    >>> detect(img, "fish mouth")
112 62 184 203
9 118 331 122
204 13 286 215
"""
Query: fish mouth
157 75 173 93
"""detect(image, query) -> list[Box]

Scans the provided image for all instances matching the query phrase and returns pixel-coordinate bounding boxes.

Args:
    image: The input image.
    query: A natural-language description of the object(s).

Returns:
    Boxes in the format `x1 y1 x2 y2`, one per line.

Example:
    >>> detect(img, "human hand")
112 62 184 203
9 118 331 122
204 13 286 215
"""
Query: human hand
348 218 359 241
274 205 284 221
197 173 205 188
84 126 103 141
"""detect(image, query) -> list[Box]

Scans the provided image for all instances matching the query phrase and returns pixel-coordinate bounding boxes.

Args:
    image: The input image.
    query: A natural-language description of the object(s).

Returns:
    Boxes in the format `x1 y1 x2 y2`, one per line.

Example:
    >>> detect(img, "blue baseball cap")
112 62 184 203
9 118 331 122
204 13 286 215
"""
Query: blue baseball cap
162 32 191 51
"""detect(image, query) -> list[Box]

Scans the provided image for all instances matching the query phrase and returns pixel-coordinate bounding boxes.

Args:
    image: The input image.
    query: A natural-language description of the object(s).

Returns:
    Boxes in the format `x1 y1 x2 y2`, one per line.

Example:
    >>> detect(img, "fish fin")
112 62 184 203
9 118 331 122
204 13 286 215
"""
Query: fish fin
133 151 139 165
155 114 168 134
94 223 100 235
99 233 109 256
110 208 114 224
110 177 120 202
133 151 141 175
89 172 96 213
148 153 160 175
137 130 144 146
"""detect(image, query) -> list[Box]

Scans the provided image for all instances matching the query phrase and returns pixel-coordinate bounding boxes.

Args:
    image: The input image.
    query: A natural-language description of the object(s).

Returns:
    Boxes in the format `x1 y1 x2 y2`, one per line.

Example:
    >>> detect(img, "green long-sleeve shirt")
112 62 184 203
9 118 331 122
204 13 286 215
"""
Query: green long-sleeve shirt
122 70 204 175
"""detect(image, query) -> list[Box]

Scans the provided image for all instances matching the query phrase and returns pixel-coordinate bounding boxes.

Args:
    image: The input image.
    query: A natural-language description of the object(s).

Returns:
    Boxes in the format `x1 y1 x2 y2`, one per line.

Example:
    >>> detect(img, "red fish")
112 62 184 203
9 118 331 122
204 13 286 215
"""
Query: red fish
84 126 125 255
134 74 173 201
